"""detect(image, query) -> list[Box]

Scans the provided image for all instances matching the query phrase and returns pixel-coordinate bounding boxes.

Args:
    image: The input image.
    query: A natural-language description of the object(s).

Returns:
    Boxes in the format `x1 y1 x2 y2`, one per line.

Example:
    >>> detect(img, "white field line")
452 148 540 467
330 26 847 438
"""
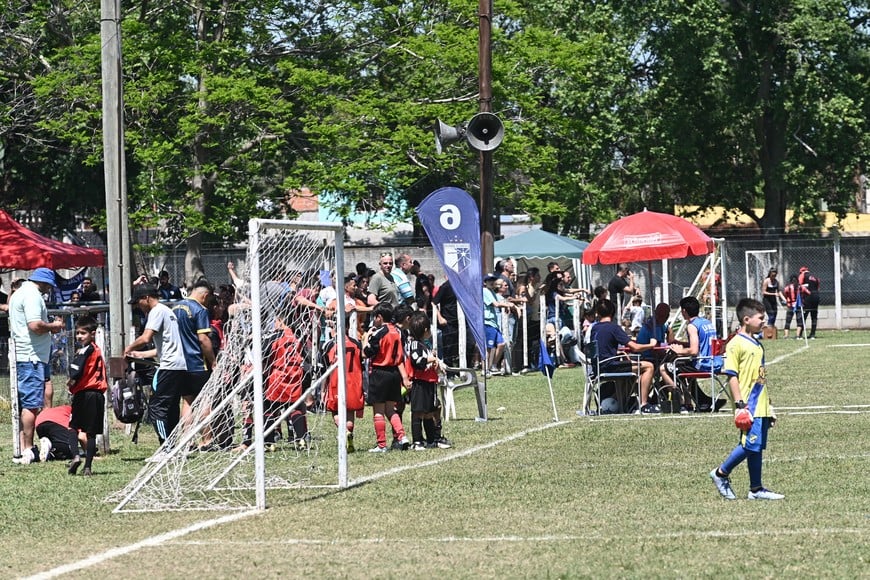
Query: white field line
348 419 569 487
24 510 261 580
827 343 870 348
170 526 867 547
765 344 809 366
25 419 569 579
580 403 870 424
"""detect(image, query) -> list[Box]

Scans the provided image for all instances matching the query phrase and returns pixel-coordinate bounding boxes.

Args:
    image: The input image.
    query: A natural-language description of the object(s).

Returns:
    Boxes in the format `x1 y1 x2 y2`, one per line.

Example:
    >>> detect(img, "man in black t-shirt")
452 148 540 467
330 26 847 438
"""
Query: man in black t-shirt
607 264 635 312
589 299 658 414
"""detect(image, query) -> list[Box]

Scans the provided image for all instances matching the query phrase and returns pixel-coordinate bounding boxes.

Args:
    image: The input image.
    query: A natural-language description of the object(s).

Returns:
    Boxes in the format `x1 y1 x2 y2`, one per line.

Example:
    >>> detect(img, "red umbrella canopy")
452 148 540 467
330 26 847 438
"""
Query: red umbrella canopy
582 210 714 265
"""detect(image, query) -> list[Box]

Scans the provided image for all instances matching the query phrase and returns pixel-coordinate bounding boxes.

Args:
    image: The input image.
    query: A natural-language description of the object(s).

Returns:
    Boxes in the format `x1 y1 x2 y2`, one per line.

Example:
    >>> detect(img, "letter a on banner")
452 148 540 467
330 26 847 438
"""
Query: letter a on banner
415 187 486 361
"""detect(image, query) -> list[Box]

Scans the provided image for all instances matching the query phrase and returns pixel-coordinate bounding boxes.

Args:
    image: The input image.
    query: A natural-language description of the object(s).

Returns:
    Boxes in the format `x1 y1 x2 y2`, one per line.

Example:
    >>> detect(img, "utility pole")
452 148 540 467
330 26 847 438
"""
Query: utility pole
100 0 132 362
478 0 494 274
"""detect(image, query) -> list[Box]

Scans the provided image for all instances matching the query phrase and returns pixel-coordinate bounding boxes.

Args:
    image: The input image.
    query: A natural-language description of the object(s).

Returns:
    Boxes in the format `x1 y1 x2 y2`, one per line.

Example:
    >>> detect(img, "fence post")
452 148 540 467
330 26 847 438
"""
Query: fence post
833 232 842 329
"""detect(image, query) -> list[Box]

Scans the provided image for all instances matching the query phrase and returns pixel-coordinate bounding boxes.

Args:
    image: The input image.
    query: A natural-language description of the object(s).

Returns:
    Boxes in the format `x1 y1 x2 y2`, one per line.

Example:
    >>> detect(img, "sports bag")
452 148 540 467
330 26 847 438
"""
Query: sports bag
112 367 145 424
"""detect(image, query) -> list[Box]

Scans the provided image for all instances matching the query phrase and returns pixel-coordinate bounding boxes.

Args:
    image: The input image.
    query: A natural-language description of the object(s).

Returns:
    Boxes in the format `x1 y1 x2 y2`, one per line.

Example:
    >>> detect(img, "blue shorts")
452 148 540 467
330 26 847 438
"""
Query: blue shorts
485 325 505 348
17 361 49 410
741 416 771 452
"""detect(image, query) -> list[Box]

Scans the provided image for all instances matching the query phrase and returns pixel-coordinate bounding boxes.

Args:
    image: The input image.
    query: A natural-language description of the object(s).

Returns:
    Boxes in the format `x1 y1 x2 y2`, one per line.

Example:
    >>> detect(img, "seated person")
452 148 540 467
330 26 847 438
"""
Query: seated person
636 303 674 362
660 296 724 411
589 299 659 414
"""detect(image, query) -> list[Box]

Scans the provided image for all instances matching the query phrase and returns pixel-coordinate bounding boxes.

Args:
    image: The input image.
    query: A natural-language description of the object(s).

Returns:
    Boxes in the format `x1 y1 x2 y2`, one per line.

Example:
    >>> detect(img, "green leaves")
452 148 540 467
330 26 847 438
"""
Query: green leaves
2 0 869 246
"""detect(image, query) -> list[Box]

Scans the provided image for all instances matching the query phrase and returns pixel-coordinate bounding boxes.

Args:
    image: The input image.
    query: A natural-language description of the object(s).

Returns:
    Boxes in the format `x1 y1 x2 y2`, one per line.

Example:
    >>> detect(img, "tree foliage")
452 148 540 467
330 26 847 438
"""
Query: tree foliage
1 0 869 270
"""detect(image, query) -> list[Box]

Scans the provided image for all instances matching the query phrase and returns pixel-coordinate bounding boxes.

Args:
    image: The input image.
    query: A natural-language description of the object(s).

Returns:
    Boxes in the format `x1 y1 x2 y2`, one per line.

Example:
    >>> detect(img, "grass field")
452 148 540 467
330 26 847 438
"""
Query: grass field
1 331 868 578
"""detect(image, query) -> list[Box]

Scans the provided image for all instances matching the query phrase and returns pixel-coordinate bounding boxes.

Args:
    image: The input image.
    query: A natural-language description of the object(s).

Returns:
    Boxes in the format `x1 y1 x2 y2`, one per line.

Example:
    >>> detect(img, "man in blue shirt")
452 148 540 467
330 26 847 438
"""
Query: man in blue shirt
589 299 659 414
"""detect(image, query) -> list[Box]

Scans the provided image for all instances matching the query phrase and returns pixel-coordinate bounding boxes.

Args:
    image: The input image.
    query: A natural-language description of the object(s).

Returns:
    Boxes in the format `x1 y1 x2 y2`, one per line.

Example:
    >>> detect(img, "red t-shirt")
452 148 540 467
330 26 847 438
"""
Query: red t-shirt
264 327 304 403
35 405 72 428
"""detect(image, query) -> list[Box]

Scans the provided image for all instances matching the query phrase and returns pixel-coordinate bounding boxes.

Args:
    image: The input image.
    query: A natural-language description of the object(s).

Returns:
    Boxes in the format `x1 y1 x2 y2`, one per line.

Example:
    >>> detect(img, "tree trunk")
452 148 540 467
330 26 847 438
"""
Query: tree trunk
184 230 205 285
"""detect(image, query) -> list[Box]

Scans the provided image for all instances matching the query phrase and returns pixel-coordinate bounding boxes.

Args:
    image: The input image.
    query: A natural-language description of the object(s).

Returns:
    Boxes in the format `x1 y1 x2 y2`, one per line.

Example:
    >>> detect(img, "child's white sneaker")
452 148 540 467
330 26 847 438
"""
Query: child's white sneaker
748 487 784 500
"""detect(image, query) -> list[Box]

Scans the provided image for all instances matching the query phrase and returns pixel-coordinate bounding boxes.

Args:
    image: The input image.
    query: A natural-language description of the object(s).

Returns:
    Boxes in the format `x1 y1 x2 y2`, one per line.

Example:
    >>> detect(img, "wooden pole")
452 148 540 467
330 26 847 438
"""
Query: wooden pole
479 0 494 275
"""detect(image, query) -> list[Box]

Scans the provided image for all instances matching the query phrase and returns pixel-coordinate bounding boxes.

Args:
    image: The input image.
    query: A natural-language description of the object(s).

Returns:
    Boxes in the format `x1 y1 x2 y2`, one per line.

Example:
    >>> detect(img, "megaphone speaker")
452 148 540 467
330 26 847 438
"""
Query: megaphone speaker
434 119 466 154
466 112 504 151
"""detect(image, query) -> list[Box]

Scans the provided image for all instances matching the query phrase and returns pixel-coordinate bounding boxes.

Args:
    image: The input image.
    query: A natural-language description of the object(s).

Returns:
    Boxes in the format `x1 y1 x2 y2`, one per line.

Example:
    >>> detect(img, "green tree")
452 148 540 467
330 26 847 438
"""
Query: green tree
616 0 870 234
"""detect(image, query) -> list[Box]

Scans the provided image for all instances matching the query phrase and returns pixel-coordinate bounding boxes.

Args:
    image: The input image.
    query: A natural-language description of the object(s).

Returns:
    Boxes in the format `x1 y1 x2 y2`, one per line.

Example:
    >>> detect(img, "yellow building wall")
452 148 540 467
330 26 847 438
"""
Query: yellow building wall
675 206 870 234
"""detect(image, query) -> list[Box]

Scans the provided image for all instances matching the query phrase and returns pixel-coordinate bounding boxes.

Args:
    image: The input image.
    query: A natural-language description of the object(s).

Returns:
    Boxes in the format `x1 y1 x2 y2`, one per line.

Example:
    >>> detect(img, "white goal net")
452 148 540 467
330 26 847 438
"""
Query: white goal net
109 219 349 512
745 250 778 301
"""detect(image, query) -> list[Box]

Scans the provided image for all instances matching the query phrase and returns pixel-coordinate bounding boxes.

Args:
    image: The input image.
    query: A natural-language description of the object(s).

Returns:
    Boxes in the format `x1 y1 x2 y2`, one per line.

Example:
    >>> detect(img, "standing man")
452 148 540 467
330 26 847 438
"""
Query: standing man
124 284 187 445
79 276 103 302
392 253 416 307
10 268 65 464
798 266 821 339
157 270 183 301
173 279 216 418
483 274 514 376
607 264 635 313
368 252 401 307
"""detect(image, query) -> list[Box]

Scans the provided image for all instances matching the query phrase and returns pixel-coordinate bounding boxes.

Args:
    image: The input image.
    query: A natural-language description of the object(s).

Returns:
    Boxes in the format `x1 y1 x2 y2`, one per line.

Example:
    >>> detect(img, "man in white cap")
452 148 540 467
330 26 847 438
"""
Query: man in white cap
9 267 65 464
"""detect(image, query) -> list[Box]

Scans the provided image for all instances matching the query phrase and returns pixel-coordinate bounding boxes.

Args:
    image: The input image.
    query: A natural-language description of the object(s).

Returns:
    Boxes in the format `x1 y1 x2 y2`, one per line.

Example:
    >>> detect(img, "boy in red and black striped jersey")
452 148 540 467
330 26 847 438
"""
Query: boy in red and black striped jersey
363 302 410 452
392 304 414 448
405 311 442 450
67 316 108 476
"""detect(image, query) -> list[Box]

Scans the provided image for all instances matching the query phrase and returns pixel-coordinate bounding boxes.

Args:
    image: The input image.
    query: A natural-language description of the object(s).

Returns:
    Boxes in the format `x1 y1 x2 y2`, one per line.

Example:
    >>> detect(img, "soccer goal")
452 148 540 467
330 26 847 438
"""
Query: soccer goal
109 219 349 512
745 249 778 300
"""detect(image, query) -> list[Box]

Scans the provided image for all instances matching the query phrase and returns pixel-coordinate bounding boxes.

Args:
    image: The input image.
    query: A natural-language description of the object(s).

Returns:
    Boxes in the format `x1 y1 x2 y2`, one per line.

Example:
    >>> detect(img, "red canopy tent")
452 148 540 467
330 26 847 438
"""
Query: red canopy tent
0 210 104 270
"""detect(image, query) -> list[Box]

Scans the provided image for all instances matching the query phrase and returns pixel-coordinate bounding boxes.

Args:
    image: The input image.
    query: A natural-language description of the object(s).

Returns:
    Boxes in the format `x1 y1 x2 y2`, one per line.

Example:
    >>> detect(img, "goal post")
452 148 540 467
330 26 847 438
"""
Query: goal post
745 250 778 300
109 219 349 512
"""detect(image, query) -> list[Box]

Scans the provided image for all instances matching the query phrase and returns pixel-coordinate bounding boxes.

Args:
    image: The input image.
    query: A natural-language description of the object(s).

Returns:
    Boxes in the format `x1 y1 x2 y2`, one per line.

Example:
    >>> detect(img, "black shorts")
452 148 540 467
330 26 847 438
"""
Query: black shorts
601 360 633 373
180 370 210 398
35 421 77 459
367 366 402 404
70 390 105 435
410 379 438 414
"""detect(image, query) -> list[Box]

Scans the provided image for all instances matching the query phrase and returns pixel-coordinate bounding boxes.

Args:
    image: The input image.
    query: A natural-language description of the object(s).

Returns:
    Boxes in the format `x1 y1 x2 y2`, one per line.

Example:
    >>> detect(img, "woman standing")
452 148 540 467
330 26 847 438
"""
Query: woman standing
761 268 786 327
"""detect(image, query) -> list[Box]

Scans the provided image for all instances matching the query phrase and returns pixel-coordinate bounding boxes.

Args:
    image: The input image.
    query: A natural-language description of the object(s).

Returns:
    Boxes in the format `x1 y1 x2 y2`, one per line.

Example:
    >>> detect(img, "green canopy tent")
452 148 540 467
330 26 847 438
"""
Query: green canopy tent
494 228 589 287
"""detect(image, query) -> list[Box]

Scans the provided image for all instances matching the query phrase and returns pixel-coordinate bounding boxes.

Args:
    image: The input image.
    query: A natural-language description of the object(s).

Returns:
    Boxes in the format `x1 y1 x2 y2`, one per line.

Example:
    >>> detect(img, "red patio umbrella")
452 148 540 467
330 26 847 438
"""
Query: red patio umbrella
582 210 718 338
582 210 714 266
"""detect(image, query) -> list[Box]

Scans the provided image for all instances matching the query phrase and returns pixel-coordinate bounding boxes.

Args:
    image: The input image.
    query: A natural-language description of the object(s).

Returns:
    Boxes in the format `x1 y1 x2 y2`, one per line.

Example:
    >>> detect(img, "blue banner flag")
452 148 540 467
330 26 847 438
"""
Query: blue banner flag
539 339 555 378
415 187 486 361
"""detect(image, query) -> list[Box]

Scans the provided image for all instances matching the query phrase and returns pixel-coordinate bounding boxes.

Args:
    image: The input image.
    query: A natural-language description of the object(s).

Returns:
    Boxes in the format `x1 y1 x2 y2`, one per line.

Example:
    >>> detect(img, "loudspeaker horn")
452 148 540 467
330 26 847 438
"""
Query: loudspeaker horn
434 119 466 155
466 112 504 151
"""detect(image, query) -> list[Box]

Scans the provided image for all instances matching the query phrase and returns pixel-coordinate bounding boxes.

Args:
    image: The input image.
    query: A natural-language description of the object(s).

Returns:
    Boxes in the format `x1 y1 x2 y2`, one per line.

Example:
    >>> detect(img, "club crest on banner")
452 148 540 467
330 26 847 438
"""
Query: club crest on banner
444 242 472 273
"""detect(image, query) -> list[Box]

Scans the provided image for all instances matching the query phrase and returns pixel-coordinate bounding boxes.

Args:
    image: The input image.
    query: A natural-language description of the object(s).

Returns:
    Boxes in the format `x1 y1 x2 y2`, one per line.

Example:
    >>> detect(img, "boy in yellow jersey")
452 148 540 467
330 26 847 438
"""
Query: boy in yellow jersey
709 298 784 501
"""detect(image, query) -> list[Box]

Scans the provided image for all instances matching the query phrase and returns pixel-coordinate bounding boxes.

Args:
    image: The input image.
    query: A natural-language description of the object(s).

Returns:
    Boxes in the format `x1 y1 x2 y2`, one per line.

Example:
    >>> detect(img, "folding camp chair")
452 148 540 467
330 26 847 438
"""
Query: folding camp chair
673 338 730 412
580 340 641 415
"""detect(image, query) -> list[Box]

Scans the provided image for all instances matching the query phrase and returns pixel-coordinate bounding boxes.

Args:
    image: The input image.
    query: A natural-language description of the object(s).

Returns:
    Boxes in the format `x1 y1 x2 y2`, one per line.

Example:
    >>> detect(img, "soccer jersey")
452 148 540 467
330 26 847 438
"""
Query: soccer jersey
146 302 187 370
689 316 722 371
407 338 439 383
68 343 108 394
323 336 365 412
264 326 304 403
364 323 404 367
723 332 771 417
35 404 72 428
172 299 211 372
